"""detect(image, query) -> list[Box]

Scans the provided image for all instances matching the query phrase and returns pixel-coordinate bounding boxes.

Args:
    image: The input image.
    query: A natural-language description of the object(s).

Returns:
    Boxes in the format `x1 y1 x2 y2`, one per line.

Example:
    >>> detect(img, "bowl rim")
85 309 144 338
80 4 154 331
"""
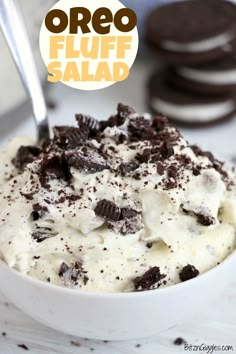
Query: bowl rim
0 249 235 299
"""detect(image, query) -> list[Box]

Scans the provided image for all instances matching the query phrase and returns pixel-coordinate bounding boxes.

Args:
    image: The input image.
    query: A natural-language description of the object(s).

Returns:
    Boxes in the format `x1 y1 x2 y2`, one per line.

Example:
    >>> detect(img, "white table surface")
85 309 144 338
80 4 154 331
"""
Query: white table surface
0 60 236 353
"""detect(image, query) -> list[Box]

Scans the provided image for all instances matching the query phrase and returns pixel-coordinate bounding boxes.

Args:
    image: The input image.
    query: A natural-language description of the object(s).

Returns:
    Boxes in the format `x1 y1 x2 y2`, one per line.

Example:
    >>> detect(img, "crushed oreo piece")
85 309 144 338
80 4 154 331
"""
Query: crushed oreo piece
53 126 89 149
39 155 71 187
128 117 155 141
65 149 109 174
58 262 69 276
76 114 100 131
117 134 128 144
156 162 165 175
21 192 34 201
108 212 143 235
179 264 199 282
196 213 215 226
117 102 135 119
17 344 29 351
58 261 89 286
100 116 121 131
95 200 141 225
31 210 40 221
32 232 49 243
95 200 142 235
212 160 228 182
192 145 214 163
167 165 177 180
174 337 186 346
136 149 151 163
160 142 174 159
191 145 229 182
100 103 134 131
192 166 201 176
31 203 48 221
121 208 139 219
95 200 121 221
134 267 166 291
190 145 203 157
118 162 139 176
13 145 41 170
182 206 215 226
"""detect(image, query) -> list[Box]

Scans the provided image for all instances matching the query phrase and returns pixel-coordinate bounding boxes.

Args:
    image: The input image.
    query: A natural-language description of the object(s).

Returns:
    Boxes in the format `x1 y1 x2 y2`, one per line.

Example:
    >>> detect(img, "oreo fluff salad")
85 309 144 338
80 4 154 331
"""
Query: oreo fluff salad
0 104 235 292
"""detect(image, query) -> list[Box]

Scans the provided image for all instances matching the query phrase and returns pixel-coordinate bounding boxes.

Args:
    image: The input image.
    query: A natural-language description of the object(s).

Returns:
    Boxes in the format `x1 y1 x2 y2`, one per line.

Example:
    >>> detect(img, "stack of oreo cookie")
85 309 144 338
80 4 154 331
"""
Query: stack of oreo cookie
145 0 236 127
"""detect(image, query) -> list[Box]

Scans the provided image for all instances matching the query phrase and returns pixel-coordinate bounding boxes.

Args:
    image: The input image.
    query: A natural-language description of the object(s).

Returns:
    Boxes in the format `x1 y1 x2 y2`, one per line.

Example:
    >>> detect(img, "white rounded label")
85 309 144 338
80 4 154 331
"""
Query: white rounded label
39 0 139 90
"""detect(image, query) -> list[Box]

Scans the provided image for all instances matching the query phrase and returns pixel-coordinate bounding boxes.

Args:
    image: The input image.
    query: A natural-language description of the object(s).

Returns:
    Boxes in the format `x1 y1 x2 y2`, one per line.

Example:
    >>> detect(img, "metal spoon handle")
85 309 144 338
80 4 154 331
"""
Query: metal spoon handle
0 0 49 143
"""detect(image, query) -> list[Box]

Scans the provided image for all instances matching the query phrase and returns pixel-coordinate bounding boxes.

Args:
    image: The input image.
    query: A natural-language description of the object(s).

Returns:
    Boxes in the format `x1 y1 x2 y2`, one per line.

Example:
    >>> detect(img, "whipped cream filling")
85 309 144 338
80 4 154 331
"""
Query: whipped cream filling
151 98 235 122
178 67 236 85
0 105 235 293
162 32 234 53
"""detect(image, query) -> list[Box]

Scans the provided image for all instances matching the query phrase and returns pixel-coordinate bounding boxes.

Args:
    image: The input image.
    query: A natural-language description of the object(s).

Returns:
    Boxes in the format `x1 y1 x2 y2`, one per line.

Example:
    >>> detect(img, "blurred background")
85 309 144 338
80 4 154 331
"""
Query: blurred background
0 0 236 165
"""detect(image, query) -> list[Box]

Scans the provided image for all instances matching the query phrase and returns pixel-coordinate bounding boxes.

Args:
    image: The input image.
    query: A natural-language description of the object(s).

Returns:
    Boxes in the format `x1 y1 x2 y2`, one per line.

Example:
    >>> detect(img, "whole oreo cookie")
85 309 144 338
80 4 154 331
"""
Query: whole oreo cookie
147 70 236 127
145 0 236 65
170 40 236 95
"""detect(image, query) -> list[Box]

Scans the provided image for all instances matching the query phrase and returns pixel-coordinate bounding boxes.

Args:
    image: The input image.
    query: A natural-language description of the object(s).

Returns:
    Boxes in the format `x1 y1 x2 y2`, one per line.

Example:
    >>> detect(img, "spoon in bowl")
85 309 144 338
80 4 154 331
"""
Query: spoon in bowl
0 0 50 145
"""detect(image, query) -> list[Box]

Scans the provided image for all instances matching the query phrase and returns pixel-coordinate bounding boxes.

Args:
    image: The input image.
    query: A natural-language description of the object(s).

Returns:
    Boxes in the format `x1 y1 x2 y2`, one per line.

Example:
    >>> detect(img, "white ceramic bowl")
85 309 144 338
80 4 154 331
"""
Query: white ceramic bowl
0 253 235 341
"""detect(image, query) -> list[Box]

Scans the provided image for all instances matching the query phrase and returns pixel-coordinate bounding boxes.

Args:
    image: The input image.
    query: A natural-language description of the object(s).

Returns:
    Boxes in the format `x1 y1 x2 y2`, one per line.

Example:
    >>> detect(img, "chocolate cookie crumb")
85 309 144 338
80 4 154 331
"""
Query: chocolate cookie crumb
13 145 41 171
76 114 100 132
134 267 166 291
96 201 142 235
32 232 49 243
118 162 139 176
53 126 89 149
160 142 174 159
120 208 139 220
108 212 143 235
182 207 215 226
39 155 71 187
136 149 151 164
95 200 121 221
179 264 199 282
146 242 153 249
190 145 229 182
17 344 29 351
128 117 154 141
58 262 69 276
1 332 6 336
196 213 215 226
117 102 135 119
174 337 186 346
65 150 109 174
31 203 48 221
157 162 165 175
59 261 89 286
